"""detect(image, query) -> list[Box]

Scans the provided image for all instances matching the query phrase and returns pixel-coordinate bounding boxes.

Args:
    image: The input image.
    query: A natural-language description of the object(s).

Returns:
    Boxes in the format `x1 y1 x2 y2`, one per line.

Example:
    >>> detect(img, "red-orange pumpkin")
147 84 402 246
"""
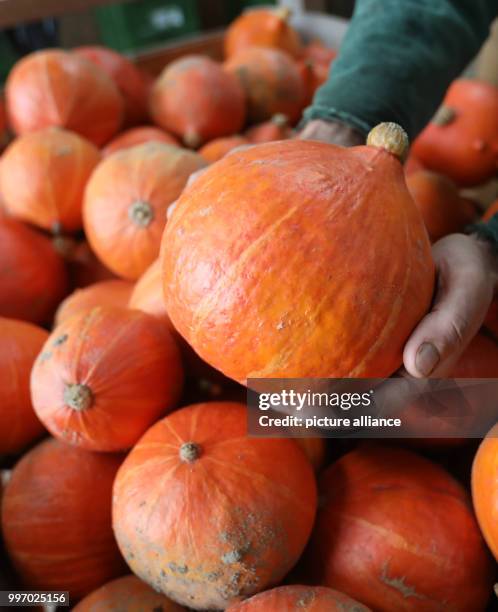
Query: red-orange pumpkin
225 47 305 123
304 444 494 611
452 332 498 377
297 59 330 106
1 438 125 599
73 575 187 612
84 142 205 279
102 125 179 157
75 46 150 126
472 423 498 561
412 79 498 187
55 279 133 326
295 437 327 472
224 7 303 59
406 170 477 242
31 306 183 451
0 318 47 454
227 585 370 611
161 124 435 382
0 215 68 324
483 198 498 221
65 240 117 288
404 152 426 176
112 401 317 610
150 56 246 148
0 127 100 233
245 113 293 143
6 50 124 146
199 135 249 163
302 40 337 66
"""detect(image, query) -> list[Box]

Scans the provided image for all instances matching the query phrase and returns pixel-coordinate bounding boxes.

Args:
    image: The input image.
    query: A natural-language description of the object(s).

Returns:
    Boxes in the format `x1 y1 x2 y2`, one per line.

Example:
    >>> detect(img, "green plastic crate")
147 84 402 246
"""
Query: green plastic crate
95 0 201 54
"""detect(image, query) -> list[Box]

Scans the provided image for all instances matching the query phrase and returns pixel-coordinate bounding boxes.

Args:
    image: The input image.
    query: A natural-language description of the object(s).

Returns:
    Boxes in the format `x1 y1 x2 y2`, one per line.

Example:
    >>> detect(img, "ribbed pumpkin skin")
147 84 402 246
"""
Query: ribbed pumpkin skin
0 127 100 233
113 402 317 610
103 126 179 156
6 50 124 146
226 48 305 123
31 306 183 452
75 46 150 126
406 170 476 242
199 135 249 163
0 215 68 324
162 140 434 382
73 575 187 612
224 8 303 59
472 423 498 561
227 585 370 611
1 438 125 600
412 79 498 187
0 318 47 454
150 56 246 148
55 279 133 326
304 445 494 611
84 142 205 280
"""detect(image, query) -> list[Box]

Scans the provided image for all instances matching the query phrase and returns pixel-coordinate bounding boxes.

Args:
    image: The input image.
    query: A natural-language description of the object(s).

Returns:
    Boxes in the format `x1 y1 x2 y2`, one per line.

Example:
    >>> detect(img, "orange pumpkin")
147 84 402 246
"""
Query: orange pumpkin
1 438 125 599
452 332 498 377
295 437 327 472
65 240 117 288
55 279 133 325
297 60 329 106
227 585 370 611
304 444 494 611
406 170 477 242
75 46 150 126
84 142 205 280
472 423 498 561
161 124 435 382
199 135 249 163
226 47 305 123
128 258 170 322
483 198 498 221
245 113 293 143
150 56 246 148
224 7 303 59
412 79 498 187
404 152 426 176
31 306 183 452
302 40 337 67
0 127 100 233
0 215 68 324
6 49 124 146
103 125 179 157
113 401 317 610
0 318 47 455
73 575 187 612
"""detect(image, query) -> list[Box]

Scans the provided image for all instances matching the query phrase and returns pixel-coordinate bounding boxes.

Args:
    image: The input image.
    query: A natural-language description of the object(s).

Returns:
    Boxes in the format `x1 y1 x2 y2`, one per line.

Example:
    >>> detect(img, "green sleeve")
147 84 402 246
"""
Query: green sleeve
302 0 497 139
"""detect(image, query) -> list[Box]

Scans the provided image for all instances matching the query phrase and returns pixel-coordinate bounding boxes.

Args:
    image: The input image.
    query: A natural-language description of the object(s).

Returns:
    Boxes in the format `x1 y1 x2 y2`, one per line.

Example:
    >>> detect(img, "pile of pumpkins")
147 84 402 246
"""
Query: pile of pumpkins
0 6 497 611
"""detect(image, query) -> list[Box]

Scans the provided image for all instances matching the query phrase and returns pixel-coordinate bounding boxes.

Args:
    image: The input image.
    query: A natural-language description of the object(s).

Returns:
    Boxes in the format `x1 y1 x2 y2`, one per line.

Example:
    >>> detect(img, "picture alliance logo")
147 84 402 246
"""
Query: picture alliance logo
258 389 375 412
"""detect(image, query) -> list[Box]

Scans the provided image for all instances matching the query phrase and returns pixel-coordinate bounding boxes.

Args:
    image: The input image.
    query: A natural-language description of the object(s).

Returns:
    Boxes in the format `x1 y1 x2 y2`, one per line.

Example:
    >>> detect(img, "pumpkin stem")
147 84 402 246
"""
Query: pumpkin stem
432 105 456 127
180 442 202 463
64 383 93 412
129 200 154 228
274 6 291 21
272 113 289 128
183 130 202 149
366 122 409 162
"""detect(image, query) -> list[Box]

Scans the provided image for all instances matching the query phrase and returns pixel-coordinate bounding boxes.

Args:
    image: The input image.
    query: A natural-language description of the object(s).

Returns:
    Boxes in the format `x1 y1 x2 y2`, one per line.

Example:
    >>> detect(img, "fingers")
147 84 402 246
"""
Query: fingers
403 234 495 378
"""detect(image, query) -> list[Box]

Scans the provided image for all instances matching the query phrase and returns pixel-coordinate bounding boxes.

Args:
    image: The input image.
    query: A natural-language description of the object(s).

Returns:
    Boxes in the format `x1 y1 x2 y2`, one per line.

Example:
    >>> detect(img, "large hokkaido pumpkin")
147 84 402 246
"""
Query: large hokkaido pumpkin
412 79 498 187
245 113 293 143
73 575 187 612
406 170 476 242
0 318 47 455
303 444 494 611
55 279 133 325
75 46 150 126
162 124 435 382
227 585 370 611
103 125 178 157
0 215 68 324
112 402 317 610
84 142 206 280
199 135 249 163
226 47 305 123
31 306 183 452
0 127 100 233
224 7 303 59
1 438 125 599
472 423 498 561
150 56 246 148
6 50 124 146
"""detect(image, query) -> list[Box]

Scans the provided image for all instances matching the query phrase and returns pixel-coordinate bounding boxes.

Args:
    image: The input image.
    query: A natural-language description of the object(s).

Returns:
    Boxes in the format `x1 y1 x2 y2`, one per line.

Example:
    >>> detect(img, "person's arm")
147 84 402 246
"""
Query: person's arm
300 0 497 144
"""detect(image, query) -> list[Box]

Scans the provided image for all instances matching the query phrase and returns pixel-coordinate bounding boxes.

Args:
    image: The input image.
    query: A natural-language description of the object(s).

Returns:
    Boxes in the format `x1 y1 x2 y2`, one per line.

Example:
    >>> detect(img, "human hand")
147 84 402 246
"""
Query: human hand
403 233 498 377
298 119 365 147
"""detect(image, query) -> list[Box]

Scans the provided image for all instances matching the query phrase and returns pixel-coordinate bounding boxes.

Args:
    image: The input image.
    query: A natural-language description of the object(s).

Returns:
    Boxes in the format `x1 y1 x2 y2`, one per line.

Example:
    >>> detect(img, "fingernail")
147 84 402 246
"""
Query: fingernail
415 342 440 376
